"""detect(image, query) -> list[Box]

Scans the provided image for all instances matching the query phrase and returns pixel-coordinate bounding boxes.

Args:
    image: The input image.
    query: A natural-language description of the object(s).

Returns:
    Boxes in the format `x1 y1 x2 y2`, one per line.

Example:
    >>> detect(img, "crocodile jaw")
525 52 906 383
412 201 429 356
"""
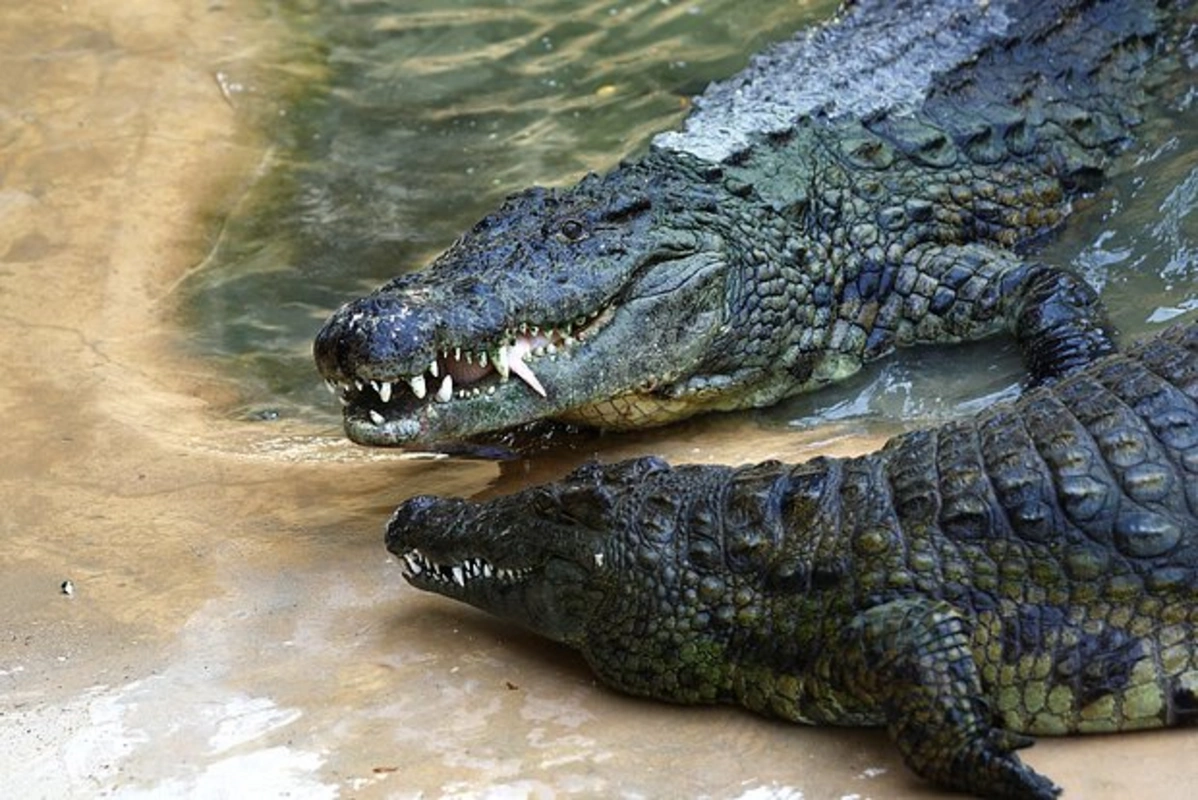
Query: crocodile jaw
328 305 620 446
386 491 611 643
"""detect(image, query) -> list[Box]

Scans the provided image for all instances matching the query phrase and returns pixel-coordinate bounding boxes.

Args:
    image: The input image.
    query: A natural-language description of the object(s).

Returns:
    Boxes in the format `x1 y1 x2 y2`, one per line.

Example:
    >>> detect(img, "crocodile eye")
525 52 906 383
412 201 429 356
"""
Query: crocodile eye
557 218 588 243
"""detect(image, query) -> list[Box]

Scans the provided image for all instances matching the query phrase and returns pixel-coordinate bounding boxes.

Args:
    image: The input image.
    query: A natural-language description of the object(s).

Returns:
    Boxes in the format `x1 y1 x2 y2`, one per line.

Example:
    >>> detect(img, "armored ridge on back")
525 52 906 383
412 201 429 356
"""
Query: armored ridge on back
314 0 1193 450
386 321 1198 800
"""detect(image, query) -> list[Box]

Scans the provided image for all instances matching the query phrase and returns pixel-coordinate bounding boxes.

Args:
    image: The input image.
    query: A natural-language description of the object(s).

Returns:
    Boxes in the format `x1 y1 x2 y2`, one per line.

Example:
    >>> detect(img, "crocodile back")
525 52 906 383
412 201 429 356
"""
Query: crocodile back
657 0 1180 164
862 322 1198 734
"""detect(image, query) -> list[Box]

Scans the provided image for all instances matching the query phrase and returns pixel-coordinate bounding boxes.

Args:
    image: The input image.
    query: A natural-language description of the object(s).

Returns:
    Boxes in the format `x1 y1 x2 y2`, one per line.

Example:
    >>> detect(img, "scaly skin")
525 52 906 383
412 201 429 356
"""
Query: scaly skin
314 0 1192 449
387 321 1198 799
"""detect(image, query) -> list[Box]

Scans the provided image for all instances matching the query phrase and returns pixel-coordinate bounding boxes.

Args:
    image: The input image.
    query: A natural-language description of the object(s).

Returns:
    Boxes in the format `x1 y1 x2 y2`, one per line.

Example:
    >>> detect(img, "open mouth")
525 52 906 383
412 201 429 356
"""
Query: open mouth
399 548 532 589
325 306 616 427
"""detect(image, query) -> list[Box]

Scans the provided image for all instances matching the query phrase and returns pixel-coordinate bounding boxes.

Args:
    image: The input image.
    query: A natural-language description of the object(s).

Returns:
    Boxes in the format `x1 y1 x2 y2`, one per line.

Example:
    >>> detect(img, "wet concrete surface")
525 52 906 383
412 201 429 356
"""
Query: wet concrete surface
2 1 1198 798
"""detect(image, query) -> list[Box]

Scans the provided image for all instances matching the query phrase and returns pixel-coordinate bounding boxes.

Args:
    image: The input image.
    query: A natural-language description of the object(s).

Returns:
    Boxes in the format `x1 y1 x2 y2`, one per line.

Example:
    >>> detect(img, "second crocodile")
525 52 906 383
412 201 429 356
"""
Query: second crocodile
315 0 1193 448
386 320 1198 799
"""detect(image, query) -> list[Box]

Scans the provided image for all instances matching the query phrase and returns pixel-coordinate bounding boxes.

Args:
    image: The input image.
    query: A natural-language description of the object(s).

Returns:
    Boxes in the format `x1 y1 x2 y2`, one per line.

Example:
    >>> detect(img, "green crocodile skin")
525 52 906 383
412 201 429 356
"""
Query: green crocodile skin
387 322 1198 798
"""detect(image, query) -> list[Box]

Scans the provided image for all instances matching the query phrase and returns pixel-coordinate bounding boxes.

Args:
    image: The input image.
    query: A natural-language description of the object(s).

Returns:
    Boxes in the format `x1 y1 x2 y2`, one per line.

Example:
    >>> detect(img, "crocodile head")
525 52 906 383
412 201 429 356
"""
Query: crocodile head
386 455 792 703
313 151 752 448
385 457 738 662
384 458 670 644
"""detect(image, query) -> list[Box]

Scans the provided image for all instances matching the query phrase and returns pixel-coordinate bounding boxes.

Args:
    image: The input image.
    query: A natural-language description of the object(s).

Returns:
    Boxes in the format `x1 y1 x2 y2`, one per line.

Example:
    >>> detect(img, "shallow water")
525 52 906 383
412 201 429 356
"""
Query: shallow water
2 1 1197 799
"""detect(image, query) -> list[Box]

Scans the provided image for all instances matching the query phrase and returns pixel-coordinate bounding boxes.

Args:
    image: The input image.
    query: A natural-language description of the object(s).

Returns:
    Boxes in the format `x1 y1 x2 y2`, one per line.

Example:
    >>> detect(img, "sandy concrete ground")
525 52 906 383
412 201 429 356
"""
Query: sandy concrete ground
1 1 1197 798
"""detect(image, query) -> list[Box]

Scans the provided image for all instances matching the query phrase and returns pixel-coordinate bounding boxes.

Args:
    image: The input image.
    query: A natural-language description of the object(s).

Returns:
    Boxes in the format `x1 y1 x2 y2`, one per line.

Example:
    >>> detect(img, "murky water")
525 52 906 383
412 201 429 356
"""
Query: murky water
2 1 1197 798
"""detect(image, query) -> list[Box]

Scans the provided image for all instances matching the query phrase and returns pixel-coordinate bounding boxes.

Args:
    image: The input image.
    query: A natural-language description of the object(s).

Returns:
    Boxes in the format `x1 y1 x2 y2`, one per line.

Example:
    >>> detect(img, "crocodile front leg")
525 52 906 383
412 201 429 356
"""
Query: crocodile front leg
853 242 1114 384
836 598 1060 800
1006 263 1116 382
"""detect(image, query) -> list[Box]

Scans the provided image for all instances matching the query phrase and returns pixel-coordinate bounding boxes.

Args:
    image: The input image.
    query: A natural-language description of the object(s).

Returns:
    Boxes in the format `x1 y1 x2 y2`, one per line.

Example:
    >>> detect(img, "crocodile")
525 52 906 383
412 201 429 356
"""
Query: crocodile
385 320 1198 800
313 0 1193 449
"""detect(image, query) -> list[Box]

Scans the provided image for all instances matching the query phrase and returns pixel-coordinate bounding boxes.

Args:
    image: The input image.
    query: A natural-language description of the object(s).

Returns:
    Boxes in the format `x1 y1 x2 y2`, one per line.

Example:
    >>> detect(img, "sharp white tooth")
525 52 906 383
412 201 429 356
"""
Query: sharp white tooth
409 375 427 399
435 374 453 403
378 382 393 403
494 345 511 380
479 351 488 368
508 339 547 398
429 360 440 378
465 351 473 364
354 380 365 392
452 566 465 586
324 380 338 395
454 347 461 361
369 410 386 425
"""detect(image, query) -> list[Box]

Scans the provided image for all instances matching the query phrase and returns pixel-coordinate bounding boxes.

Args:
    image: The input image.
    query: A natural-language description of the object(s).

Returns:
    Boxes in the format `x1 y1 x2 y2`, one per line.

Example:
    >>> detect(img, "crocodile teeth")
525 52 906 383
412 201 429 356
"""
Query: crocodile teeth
369 409 386 426
409 375 427 399
400 549 532 586
493 344 511 380
508 339 547 398
435 374 453 403
429 360 440 378
377 381 393 403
